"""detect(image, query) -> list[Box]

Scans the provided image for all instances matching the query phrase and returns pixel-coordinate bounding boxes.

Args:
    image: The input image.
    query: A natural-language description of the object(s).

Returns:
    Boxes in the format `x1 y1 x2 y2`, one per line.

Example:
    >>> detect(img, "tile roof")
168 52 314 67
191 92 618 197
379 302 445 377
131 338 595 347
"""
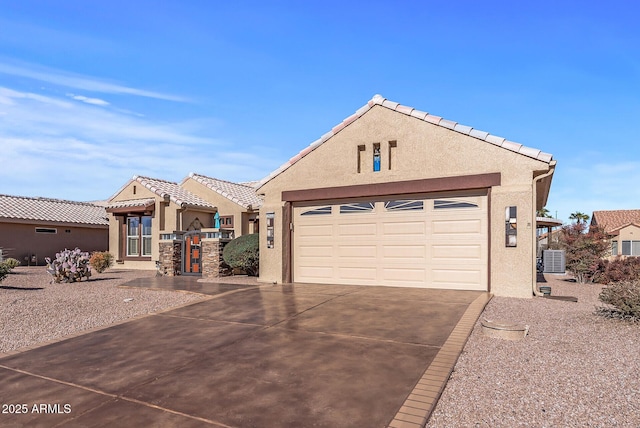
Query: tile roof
0 194 108 226
257 94 554 189
110 175 215 209
187 173 263 209
591 210 640 234
105 198 156 210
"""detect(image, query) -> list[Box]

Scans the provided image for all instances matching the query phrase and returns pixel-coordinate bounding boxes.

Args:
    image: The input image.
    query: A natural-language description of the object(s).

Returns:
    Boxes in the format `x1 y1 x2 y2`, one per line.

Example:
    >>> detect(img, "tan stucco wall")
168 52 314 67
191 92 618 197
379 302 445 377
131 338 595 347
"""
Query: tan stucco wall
257 105 553 297
611 224 640 256
0 221 108 266
108 181 183 270
615 224 640 242
181 178 258 236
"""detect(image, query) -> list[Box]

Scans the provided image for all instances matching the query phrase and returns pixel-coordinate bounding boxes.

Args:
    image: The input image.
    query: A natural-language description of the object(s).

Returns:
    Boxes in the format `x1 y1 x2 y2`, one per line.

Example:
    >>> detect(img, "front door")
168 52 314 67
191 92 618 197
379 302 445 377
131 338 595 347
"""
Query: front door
184 232 202 274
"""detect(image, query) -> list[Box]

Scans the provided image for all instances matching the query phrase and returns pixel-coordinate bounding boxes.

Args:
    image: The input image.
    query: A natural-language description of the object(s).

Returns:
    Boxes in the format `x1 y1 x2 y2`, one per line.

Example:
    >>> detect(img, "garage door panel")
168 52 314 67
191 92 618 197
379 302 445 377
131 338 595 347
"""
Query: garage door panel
432 219 482 235
338 267 377 281
431 244 482 260
338 222 377 237
382 268 426 283
294 194 487 290
297 224 333 237
383 245 426 261
432 268 482 285
297 266 334 280
298 245 334 258
338 245 377 258
382 221 426 236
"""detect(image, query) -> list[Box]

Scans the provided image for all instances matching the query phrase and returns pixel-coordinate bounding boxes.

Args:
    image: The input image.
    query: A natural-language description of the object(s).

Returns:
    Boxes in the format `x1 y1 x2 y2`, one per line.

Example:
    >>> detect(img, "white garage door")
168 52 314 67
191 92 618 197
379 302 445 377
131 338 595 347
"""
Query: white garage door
293 193 487 290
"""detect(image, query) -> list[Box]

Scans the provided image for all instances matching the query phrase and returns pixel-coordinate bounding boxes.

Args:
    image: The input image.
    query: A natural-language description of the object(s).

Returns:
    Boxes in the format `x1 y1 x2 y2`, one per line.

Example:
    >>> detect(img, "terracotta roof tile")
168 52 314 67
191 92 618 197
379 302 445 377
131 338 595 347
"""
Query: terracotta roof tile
0 194 108 226
105 198 156 210
592 210 640 234
132 176 215 209
188 173 263 209
257 94 554 189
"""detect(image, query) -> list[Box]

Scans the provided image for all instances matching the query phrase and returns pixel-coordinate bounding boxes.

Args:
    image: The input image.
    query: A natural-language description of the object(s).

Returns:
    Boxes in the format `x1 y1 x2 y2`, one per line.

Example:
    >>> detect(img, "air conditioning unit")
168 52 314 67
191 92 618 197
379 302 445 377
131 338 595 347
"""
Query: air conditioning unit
543 250 565 274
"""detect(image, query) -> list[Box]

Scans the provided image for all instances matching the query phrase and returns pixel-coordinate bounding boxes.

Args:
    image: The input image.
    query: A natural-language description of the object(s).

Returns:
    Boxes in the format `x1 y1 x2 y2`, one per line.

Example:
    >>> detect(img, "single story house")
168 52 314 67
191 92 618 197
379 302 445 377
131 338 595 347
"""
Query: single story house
256 95 556 298
106 174 261 274
0 194 109 265
591 209 640 257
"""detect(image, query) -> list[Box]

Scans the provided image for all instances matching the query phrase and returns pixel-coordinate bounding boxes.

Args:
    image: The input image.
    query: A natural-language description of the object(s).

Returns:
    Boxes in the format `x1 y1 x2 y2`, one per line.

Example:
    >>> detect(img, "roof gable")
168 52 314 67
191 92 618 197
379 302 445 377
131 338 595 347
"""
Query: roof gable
592 209 640 234
186 173 263 210
0 194 108 226
108 175 215 209
257 94 553 190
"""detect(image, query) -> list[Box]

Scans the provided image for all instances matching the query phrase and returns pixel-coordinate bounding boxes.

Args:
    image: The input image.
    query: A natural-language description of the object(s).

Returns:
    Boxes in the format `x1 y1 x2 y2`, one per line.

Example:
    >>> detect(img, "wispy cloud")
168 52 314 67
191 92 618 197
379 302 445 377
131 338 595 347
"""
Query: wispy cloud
67 93 110 106
0 60 190 102
0 86 276 201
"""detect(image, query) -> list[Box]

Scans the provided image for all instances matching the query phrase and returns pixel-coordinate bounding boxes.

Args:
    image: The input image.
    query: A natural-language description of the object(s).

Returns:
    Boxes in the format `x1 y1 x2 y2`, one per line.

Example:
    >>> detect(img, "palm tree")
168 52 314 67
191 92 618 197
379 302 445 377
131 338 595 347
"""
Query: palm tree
537 208 552 218
569 211 590 224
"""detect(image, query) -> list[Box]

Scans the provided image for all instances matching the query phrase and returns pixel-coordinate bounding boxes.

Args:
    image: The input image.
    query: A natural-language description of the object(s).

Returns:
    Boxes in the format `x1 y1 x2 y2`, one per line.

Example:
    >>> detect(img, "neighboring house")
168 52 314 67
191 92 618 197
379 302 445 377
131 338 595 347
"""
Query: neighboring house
0 194 109 265
591 210 640 257
106 174 261 273
256 95 556 298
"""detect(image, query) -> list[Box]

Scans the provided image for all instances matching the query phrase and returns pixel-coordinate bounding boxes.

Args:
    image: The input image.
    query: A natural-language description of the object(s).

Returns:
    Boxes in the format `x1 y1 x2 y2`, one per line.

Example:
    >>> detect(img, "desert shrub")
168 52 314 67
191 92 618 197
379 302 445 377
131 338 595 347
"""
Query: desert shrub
593 257 640 284
222 233 259 276
89 251 114 273
597 280 640 322
0 262 9 283
3 258 20 270
45 248 92 283
559 223 610 283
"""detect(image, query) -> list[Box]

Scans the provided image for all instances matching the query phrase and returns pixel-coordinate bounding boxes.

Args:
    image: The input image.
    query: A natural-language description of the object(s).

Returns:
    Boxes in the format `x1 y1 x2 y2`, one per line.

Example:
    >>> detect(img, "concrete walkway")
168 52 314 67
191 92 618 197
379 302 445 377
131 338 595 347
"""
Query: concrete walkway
0 279 490 427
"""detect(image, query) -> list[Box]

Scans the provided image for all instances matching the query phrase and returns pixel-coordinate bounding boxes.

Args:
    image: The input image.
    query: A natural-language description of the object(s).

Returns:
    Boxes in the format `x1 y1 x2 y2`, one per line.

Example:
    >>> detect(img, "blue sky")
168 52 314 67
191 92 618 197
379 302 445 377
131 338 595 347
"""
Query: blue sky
0 1 638 222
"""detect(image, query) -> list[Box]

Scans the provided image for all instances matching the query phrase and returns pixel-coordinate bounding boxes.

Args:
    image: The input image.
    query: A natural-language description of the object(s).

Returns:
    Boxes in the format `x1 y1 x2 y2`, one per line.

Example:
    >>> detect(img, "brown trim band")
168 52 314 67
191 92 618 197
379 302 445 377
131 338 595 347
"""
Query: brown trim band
281 173 501 202
106 205 155 214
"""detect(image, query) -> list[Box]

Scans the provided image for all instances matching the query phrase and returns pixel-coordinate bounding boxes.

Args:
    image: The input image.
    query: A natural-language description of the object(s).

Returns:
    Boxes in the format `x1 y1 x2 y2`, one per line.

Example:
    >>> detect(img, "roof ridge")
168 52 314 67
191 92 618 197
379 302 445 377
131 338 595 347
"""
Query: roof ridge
189 172 255 188
257 94 553 189
0 194 103 207
134 175 178 185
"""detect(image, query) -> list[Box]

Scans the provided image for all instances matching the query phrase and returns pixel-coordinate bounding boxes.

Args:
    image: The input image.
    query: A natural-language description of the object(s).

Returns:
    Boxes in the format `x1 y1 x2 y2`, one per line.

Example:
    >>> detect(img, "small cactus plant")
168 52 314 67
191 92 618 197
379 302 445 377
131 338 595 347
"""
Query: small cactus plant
45 248 92 283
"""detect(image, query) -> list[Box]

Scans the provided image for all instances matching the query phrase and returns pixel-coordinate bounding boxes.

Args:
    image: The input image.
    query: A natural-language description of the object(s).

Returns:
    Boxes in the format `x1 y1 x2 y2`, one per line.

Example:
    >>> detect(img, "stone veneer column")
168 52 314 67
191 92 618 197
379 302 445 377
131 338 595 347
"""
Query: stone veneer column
158 239 182 276
201 238 231 278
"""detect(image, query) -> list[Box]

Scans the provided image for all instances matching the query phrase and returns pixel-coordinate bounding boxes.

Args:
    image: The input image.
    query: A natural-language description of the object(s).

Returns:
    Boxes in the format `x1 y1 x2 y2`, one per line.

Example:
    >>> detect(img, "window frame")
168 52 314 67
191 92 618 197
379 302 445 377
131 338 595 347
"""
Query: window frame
126 215 153 259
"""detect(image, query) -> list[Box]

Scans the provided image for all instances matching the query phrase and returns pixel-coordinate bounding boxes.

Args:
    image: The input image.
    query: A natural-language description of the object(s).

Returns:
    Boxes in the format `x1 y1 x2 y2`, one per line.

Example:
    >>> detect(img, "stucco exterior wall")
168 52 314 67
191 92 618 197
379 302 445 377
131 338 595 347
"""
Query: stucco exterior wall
108 182 180 270
181 178 257 236
0 221 108 266
616 224 640 242
611 224 640 256
258 105 552 297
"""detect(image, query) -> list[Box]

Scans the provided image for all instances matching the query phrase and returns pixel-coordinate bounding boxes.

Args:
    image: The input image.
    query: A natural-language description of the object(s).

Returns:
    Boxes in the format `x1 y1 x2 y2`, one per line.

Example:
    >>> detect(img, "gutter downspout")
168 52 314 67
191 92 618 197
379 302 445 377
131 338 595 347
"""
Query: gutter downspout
532 161 556 297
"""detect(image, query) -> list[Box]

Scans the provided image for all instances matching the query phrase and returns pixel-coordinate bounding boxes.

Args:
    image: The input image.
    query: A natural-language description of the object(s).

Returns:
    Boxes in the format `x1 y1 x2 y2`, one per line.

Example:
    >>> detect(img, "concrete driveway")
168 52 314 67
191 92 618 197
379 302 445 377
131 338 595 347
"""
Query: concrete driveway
0 281 490 427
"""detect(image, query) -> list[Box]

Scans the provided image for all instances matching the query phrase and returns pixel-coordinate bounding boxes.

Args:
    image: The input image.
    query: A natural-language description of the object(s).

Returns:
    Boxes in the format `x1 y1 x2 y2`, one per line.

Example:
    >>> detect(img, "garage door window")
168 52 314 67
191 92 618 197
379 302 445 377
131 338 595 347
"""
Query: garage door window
434 199 479 209
384 200 424 211
301 206 332 216
340 202 375 214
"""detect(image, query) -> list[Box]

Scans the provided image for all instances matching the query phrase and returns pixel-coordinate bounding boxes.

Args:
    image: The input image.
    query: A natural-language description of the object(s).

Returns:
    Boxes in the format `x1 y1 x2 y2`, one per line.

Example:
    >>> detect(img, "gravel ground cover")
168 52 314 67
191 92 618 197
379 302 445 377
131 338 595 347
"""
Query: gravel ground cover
427 274 640 427
0 266 204 355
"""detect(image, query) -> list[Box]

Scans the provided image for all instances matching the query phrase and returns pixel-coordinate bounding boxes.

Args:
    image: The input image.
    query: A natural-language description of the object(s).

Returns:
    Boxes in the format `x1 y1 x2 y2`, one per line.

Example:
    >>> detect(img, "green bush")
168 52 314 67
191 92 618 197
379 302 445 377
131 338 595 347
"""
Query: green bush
222 233 259 276
45 248 92 283
597 280 640 322
89 251 114 273
3 258 20 270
